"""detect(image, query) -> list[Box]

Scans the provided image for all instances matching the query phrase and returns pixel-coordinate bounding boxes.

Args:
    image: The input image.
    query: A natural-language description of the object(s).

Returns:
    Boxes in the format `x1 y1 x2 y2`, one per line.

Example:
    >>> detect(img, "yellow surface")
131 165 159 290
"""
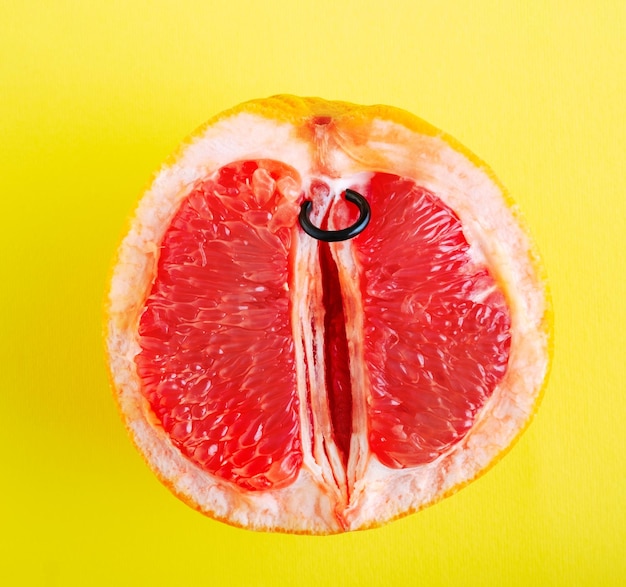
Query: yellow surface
1 1 624 585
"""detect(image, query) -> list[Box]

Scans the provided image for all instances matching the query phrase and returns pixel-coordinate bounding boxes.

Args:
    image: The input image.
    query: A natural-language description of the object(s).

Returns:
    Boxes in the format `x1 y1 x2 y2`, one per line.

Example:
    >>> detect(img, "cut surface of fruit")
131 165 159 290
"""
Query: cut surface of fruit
106 96 551 533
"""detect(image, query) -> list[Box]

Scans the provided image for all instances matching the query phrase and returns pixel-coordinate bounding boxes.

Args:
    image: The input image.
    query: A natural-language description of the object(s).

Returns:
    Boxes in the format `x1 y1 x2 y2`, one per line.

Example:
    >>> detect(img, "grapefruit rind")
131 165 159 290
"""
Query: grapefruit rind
105 95 551 533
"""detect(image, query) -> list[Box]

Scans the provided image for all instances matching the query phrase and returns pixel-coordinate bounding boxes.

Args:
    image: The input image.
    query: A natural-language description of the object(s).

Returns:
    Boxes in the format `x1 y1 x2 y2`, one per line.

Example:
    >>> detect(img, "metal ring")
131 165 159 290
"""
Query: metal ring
298 189 371 242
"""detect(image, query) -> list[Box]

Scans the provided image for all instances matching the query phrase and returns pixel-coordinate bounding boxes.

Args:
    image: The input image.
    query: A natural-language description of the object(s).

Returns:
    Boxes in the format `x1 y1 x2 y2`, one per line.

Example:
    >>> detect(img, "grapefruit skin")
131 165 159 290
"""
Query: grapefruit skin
106 95 552 534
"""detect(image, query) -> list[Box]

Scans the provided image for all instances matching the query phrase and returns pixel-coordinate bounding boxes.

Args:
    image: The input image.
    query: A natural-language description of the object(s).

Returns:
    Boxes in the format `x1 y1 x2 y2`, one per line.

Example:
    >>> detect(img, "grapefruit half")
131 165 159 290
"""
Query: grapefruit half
106 96 551 533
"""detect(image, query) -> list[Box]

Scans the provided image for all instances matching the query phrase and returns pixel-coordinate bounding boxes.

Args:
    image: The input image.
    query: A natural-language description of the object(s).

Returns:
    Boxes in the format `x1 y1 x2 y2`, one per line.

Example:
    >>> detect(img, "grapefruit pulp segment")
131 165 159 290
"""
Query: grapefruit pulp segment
136 160 303 490
343 173 512 468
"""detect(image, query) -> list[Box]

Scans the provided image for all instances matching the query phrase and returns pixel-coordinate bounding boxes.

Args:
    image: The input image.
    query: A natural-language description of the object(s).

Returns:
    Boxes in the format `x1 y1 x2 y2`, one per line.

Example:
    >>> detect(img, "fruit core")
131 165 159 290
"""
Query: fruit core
135 159 512 495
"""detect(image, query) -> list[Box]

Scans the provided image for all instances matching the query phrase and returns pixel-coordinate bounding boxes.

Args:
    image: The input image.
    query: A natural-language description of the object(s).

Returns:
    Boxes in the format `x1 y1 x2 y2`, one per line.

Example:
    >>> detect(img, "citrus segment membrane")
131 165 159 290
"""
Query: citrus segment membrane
136 160 511 494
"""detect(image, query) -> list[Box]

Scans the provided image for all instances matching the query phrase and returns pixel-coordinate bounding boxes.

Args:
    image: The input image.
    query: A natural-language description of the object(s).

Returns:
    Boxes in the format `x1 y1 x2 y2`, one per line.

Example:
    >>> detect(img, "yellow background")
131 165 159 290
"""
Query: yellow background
2 1 625 585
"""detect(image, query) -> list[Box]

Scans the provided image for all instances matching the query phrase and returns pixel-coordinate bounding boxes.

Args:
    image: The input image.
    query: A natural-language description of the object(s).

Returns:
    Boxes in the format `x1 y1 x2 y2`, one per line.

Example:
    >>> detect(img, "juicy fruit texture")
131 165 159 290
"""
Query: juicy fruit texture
136 161 303 491
136 162 512 489
106 96 551 533
357 174 512 468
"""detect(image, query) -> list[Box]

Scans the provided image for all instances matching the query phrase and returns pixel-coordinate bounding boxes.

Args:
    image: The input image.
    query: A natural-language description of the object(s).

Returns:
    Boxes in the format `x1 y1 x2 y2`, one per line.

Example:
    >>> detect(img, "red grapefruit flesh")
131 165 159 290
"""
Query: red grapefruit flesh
136 160 303 491
106 96 551 533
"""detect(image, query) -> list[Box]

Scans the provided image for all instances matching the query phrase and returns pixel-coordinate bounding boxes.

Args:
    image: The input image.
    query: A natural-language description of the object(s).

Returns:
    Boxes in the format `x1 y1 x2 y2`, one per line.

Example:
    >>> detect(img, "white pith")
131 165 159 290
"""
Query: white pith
106 102 549 533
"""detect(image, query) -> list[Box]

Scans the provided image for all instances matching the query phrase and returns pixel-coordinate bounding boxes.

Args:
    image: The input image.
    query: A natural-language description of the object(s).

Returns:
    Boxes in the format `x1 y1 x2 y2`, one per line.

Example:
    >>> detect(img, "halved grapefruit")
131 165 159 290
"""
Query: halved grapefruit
106 95 551 533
